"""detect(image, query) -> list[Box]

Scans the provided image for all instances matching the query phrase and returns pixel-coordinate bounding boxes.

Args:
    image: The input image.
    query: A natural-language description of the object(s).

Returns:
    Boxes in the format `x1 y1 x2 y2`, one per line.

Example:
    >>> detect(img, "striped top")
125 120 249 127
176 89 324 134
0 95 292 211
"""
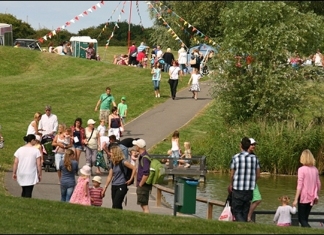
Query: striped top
89 187 103 206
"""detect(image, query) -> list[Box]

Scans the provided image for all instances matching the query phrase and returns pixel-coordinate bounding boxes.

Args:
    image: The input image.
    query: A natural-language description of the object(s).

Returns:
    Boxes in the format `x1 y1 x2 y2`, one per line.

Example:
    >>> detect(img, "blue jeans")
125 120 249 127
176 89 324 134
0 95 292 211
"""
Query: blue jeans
171 150 180 166
152 80 160 90
61 185 75 202
164 63 171 73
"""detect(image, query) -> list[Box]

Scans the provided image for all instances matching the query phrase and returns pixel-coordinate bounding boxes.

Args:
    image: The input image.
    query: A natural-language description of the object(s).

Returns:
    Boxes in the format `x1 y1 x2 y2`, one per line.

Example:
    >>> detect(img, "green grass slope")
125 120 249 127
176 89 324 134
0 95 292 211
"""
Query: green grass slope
0 46 188 167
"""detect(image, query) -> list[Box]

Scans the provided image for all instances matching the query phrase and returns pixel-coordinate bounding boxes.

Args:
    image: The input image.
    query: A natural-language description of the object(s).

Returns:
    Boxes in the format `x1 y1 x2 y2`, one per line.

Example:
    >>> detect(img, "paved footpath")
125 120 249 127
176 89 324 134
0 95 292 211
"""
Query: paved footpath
5 80 213 216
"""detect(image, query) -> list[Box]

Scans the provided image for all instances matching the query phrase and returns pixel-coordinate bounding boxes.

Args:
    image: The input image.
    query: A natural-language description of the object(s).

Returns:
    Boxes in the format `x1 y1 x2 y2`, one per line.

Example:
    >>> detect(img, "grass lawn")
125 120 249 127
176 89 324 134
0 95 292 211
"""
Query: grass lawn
0 193 322 234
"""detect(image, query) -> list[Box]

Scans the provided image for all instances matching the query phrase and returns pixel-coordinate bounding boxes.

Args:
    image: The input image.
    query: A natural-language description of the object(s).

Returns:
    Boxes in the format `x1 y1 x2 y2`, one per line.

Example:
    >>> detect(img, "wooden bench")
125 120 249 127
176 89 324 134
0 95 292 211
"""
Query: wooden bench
150 155 208 183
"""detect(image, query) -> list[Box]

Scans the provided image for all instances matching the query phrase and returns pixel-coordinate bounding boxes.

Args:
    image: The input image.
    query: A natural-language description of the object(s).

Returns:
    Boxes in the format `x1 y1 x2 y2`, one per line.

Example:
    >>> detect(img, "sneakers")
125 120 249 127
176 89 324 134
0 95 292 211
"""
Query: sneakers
155 94 157 98
157 93 160 98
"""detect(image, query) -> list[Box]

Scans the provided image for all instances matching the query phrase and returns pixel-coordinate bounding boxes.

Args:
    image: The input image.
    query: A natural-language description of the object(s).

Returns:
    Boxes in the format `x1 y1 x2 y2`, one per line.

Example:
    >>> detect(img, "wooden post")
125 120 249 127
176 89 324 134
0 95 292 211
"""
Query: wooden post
207 202 213 219
156 187 162 207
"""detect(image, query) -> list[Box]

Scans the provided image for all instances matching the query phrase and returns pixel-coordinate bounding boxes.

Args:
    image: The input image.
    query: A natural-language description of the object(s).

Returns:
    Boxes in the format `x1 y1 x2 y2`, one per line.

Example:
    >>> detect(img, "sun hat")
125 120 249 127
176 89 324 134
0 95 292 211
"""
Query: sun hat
87 119 96 125
249 138 257 145
92 176 102 184
132 139 146 148
80 165 91 176
121 96 126 101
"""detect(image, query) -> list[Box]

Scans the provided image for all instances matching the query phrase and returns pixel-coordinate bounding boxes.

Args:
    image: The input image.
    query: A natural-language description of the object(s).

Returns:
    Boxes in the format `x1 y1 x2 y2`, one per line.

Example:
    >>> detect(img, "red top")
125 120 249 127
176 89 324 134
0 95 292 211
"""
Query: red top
136 51 146 62
89 187 103 206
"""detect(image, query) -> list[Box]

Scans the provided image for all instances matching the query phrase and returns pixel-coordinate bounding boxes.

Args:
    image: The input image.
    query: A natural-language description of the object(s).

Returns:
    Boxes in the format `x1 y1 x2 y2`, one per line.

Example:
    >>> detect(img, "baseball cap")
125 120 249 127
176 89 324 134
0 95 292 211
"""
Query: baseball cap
121 96 126 101
249 138 257 145
87 119 96 125
132 139 146 148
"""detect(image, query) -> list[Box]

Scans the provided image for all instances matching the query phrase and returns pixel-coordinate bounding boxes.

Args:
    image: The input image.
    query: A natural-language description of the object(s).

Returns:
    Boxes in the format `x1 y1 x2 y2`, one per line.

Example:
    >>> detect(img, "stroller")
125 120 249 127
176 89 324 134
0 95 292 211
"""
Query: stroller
41 135 56 172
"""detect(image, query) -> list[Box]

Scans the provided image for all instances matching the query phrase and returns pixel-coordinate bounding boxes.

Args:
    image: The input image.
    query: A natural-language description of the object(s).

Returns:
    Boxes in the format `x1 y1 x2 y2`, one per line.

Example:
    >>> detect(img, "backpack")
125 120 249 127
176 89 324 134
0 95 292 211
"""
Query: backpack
141 155 166 185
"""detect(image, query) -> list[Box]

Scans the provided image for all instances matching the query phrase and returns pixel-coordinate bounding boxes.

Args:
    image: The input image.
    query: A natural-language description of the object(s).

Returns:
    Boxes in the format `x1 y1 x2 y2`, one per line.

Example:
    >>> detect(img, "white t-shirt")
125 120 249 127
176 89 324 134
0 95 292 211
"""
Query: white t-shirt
14 146 41 186
97 125 106 137
314 53 322 66
55 46 63 55
178 51 187 64
38 113 58 136
169 66 181 80
191 73 201 85
156 50 163 59
100 136 110 150
273 205 297 225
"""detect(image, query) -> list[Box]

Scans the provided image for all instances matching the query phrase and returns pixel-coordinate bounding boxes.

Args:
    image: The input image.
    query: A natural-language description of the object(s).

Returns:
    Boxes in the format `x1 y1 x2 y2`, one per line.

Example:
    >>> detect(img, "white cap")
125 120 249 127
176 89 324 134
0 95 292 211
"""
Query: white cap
249 138 257 145
132 139 146 148
87 119 96 125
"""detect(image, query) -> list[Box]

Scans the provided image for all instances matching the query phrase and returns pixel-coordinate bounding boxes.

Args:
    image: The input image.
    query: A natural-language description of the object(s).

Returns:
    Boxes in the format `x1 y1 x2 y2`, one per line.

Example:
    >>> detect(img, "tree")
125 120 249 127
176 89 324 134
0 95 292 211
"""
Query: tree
0 13 35 40
211 1 324 123
148 1 228 49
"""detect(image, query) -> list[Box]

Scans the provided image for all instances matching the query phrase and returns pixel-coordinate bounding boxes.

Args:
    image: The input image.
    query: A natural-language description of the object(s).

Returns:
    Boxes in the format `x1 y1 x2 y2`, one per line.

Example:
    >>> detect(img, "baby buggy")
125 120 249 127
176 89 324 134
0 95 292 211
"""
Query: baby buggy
41 135 56 172
151 57 165 71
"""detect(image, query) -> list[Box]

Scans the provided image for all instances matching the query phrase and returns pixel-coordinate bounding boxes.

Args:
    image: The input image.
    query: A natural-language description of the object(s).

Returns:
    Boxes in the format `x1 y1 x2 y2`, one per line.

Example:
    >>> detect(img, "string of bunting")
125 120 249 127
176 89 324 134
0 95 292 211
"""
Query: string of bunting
152 1 217 46
146 1 189 49
105 1 127 48
135 1 144 30
38 1 105 43
97 1 122 39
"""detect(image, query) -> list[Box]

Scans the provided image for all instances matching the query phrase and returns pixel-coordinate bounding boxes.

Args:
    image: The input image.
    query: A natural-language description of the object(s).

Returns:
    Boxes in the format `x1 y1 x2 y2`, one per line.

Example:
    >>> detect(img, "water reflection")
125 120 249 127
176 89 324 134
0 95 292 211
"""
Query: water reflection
161 173 324 225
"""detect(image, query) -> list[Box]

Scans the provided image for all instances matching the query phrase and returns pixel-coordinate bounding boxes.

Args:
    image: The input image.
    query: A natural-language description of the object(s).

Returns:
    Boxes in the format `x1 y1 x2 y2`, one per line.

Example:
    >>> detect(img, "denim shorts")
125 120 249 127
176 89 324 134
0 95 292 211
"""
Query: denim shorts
73 144 83 150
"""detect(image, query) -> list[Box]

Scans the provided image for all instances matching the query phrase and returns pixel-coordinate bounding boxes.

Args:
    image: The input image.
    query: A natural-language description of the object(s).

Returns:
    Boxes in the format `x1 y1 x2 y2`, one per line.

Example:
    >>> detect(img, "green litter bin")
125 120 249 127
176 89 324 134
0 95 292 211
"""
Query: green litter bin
176 177 199 214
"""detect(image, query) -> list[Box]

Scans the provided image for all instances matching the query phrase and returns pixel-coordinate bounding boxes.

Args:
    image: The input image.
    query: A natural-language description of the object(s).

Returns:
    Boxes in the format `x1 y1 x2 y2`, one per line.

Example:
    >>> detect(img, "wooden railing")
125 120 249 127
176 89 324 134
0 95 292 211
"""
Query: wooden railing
150 155 208 182
252 211 324 226
153 184 224 219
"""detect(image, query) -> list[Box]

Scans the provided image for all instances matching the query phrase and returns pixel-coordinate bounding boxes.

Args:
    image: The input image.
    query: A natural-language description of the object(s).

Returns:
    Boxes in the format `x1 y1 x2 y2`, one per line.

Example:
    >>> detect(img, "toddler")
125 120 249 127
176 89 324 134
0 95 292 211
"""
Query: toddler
273 195 297 226
69 165 91 206
179 141 191 168
54 128 72 153
89 176 103 207
130 148 139 166
97 119 106 137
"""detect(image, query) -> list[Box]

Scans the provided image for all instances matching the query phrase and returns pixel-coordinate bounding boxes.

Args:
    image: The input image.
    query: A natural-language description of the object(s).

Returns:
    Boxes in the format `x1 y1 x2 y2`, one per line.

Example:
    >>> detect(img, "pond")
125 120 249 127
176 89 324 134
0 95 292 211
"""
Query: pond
161 173 324 227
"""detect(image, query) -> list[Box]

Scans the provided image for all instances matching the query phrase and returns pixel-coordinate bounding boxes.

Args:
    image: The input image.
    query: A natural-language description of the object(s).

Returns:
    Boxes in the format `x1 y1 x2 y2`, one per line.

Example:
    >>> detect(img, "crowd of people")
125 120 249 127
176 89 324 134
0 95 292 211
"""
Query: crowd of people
227 137 321 227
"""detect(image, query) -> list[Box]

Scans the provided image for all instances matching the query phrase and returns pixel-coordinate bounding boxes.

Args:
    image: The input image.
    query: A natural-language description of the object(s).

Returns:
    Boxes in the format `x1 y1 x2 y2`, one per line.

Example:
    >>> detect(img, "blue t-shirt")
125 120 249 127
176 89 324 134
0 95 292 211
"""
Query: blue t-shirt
60 160 78 188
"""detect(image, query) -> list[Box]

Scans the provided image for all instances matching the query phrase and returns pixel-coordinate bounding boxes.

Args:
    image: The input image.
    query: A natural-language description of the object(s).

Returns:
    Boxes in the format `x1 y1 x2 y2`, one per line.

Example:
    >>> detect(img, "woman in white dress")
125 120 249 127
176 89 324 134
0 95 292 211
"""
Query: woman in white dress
12 134 42 198
26 112 43 137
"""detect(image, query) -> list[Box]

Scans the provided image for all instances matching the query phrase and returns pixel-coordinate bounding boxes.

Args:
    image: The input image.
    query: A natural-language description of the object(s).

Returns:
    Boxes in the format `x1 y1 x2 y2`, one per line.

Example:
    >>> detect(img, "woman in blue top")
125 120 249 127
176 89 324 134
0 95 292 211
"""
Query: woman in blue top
102 145 136 209
151 62 162 98
59 149 78 202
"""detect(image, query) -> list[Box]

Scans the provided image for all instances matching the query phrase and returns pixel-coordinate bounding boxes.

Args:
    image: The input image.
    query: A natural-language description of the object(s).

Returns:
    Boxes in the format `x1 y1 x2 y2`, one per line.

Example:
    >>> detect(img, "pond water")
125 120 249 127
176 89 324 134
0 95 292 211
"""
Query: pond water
161 173 324 226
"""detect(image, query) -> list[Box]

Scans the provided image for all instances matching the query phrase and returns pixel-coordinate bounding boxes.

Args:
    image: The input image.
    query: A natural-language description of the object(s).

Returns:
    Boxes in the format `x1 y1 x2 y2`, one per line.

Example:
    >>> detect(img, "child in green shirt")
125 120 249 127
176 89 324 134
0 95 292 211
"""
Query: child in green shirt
117 96 128 125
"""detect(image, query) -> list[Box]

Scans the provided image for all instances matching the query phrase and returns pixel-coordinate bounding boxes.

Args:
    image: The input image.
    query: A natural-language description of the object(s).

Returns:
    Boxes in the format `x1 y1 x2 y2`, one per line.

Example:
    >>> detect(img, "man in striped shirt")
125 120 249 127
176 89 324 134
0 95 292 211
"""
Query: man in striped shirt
229 137 260 222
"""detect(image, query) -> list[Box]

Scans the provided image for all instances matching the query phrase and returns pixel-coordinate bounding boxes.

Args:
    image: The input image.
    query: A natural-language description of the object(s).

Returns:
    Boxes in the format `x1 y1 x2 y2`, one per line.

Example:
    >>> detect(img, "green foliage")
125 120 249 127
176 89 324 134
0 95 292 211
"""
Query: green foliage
211 1 324 122
79 22 154 47
0 13 35 40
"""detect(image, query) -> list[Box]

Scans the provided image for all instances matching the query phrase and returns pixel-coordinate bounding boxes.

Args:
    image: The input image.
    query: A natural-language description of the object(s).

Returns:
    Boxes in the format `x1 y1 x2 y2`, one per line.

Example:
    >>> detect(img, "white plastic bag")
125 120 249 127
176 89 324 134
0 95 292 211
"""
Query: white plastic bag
218 201 233 221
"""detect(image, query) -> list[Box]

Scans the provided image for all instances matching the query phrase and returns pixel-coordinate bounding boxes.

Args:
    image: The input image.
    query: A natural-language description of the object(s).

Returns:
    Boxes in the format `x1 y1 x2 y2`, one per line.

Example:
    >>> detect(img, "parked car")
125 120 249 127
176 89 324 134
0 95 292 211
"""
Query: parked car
13 39 42 51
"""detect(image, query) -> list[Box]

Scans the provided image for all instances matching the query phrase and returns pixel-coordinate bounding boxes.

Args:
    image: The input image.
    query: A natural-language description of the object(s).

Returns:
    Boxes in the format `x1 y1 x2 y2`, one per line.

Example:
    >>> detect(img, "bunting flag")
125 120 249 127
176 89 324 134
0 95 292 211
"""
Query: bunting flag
37 1 105 43
146 1 188 49
135 1 144 30
97 1 122 39
152 1 217 46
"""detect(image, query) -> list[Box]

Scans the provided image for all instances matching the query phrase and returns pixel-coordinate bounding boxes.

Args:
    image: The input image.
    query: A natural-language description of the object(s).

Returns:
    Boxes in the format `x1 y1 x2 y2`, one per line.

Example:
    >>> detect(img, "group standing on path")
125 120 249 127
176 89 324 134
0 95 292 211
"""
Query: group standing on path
226 137 321 227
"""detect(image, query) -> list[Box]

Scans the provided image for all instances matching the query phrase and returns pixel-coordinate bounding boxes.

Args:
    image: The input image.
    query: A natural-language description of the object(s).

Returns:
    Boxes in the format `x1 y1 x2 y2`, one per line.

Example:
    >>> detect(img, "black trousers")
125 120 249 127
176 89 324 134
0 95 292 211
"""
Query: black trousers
298 200 312 227
169 79 179 99
111 184 128 209
21 185 34 198
231 189 253 222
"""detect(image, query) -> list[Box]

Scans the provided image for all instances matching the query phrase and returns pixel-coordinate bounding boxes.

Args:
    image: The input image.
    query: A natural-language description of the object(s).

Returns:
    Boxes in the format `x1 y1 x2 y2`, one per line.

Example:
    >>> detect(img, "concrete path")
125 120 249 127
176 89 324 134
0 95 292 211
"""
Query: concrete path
4 81 213 216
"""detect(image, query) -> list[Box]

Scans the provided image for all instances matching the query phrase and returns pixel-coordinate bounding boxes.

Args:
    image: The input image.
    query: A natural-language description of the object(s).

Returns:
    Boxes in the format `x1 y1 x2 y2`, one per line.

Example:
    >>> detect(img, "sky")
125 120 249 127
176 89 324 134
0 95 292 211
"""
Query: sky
1 1 154 34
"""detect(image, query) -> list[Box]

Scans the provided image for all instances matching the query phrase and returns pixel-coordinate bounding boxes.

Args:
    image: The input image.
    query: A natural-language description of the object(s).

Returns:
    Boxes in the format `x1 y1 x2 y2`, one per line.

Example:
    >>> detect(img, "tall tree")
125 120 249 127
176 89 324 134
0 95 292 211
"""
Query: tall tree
0 13 35 40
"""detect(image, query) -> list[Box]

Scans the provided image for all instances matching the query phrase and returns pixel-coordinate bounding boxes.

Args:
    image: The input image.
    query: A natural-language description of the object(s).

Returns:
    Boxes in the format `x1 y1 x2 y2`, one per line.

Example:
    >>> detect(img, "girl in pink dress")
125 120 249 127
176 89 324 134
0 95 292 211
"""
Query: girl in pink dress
70 165 91 206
